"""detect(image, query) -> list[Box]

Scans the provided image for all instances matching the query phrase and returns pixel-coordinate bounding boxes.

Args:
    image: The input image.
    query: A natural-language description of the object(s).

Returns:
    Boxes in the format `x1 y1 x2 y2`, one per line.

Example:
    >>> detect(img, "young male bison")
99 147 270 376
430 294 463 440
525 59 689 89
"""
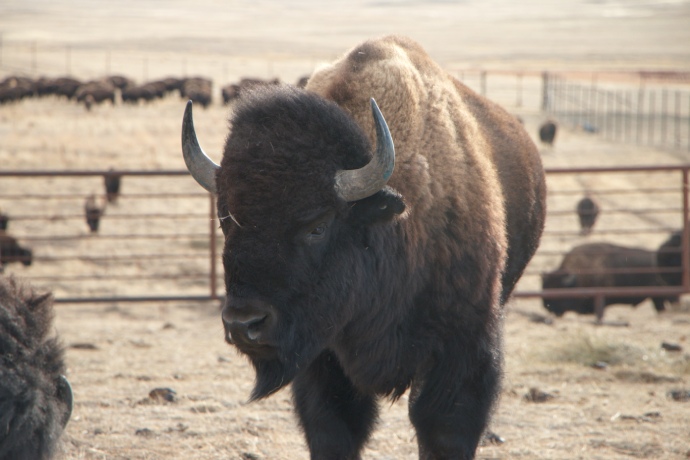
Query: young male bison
182 35 546 459
0 276 73 460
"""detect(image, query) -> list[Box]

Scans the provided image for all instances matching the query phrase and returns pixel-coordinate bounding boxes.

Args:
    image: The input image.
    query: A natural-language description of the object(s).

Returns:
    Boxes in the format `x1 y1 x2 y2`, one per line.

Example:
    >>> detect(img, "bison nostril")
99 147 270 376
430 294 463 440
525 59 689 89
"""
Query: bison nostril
223 309 270 343
246 315 267 341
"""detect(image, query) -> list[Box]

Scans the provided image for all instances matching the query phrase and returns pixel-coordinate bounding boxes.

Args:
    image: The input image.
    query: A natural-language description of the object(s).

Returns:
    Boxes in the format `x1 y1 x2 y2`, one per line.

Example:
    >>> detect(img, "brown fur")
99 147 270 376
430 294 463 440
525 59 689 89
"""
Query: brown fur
307 35 546 303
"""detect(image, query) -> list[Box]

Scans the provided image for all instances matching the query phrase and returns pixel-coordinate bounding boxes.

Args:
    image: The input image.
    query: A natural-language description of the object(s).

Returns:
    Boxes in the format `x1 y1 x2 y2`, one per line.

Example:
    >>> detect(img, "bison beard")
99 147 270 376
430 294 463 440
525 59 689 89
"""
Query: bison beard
182 35 545 459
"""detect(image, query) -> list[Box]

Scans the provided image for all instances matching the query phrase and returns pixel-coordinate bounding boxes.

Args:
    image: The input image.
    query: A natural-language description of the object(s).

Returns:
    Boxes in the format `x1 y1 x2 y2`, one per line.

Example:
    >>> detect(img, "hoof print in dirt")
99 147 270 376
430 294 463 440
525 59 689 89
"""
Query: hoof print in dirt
524 387 555 403
667 389 690 402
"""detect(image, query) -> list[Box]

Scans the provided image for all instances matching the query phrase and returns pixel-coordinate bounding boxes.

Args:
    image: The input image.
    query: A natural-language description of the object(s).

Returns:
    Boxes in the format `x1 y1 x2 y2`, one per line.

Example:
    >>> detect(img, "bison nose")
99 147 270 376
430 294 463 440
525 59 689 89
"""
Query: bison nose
222 298 273 344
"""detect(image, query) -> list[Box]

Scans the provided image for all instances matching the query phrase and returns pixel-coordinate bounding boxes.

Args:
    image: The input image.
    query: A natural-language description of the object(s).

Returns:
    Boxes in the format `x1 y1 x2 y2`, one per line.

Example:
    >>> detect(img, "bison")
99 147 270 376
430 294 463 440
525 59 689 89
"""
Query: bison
180 77 212 108
74 80 116 109
538 119 558 146
0 232 32 273
576 195 600 235
181 35 546 459
221 78 280 105
104 168 122 204
84 195 104 233
0 276 73 460
542 242 677 321
0 76 35 104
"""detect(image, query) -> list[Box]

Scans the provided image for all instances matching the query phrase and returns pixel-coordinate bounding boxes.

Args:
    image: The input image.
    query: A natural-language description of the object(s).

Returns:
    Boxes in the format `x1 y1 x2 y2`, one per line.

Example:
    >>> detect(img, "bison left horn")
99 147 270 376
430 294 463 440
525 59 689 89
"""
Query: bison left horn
334 98 396 202
181 100 219 194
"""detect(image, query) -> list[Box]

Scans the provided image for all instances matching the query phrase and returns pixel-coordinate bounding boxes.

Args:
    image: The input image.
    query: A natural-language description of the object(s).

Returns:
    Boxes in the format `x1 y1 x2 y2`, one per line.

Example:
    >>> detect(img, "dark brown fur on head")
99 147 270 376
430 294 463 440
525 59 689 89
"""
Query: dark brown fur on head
0 276 71 460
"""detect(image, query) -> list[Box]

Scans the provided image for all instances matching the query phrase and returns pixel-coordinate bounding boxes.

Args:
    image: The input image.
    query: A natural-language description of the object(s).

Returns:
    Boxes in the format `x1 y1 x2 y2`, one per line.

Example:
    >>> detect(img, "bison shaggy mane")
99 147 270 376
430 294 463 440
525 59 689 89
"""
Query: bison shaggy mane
0 276 72 460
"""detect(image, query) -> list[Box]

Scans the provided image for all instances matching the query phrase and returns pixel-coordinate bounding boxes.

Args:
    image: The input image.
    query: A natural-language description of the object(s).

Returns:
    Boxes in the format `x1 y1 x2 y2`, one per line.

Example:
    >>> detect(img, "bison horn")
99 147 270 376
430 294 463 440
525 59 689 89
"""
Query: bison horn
334 98 395 202
181 100 219 194
57 374 74 428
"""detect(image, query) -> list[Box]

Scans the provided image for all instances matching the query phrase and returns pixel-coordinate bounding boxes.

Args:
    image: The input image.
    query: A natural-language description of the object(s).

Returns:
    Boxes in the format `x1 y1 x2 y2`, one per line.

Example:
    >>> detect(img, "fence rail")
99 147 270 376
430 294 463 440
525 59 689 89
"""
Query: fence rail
1 166 689 311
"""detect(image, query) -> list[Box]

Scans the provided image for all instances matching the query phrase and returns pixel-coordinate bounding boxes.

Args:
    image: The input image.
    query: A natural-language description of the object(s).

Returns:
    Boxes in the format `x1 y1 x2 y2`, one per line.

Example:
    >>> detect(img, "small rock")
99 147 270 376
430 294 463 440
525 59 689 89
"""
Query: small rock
591 361 608 370
242 453 260 460
148 387 177 403
661 342 683 352
135 428 155 438
524 387 555 403
667 389 690 402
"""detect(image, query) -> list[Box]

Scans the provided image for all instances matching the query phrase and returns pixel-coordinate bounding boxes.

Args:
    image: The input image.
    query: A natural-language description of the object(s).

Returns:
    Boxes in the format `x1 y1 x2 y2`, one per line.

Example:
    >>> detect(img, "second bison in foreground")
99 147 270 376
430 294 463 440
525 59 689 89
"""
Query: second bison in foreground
182 36 545 459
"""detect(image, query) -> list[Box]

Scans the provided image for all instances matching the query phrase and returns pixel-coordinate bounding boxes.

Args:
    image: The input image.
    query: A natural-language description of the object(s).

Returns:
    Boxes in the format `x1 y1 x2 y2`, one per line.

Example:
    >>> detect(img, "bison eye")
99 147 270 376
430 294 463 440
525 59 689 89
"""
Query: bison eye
310 224 327 237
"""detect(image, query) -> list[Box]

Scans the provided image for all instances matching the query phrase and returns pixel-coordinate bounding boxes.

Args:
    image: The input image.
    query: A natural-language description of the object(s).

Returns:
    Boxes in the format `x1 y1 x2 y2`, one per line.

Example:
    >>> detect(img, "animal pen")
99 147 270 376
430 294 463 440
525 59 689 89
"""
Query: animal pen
0 166 688 308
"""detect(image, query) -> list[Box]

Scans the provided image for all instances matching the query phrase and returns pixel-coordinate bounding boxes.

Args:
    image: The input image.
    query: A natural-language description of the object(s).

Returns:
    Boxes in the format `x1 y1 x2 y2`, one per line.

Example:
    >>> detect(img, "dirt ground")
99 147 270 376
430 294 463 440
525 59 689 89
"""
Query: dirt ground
1 1 690 459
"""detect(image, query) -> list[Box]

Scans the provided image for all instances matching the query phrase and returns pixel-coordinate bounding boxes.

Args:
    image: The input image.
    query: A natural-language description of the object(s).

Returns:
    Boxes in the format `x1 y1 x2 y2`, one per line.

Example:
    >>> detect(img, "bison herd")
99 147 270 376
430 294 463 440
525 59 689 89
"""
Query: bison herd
0 73 309 111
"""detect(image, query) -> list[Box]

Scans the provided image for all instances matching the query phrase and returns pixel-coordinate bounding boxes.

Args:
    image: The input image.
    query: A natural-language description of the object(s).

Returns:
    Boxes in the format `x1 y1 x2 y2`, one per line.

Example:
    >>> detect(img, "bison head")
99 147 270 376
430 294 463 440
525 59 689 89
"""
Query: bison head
182 86 404 400
541 270 579 316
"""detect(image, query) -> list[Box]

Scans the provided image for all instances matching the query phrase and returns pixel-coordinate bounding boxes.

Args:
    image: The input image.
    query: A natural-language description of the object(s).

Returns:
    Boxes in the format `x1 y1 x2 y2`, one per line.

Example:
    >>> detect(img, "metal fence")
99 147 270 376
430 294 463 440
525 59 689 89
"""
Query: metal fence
544 72 690 154
0 170 222 303
1 166 689 308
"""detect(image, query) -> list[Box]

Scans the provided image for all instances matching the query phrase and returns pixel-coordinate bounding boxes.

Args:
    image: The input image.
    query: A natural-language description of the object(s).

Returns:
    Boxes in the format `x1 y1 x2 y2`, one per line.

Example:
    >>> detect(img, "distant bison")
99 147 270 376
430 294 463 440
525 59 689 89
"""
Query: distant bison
542 242 676 320
182 35 545 458
0 76 35 104
576 195 600 235
0 232 32 273
34 77 82 100
75 80 116 109
538 120 557 146
0 276 73 460
104 169 122 204
84 195 105 233
221 78 280 104
181 77 212 108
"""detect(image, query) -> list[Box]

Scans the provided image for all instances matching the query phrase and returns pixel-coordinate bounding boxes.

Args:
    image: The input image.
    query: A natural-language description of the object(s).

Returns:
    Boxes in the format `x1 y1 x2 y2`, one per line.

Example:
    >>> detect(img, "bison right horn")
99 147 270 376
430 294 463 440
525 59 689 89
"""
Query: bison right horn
181 100 220 194
334 98 396 202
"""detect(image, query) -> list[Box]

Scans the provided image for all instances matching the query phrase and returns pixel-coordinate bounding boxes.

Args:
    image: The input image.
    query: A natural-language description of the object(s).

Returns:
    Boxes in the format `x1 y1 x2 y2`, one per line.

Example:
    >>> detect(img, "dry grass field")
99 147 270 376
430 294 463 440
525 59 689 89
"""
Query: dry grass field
1 1 690 459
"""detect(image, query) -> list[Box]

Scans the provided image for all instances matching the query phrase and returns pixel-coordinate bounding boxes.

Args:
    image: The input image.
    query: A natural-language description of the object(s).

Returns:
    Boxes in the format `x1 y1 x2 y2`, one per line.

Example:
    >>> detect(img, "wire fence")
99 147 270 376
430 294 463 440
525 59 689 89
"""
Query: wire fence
544 72 690 154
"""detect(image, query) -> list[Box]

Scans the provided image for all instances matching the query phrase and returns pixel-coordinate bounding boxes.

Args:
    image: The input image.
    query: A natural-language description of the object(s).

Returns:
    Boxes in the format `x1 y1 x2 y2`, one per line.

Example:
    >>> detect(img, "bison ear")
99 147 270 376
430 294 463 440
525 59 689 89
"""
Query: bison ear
348 187 405 226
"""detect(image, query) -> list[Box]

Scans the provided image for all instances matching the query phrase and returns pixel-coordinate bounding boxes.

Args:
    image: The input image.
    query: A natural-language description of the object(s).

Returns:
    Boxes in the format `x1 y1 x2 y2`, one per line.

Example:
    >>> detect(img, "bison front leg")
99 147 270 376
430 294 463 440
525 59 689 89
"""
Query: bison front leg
409 341 502 460
292 350 378 460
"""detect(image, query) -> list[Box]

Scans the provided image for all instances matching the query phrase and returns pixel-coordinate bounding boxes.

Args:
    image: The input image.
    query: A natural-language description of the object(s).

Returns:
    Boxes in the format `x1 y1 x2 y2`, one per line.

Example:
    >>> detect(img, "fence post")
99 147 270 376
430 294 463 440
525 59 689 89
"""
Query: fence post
661 89 668 147
683 168 689 292
648 90 656 146
209 194 218 300
675 91 681 149
636 87 644 144
541 71 550 111
480 70 487 97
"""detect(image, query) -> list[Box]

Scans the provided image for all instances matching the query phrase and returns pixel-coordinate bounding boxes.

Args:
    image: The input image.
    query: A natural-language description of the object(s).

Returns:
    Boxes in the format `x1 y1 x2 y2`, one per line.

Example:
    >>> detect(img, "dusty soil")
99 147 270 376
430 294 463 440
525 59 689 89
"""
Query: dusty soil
1 1 690 459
